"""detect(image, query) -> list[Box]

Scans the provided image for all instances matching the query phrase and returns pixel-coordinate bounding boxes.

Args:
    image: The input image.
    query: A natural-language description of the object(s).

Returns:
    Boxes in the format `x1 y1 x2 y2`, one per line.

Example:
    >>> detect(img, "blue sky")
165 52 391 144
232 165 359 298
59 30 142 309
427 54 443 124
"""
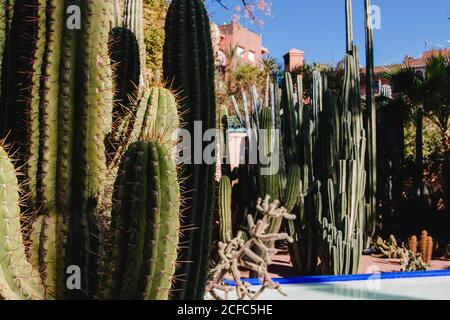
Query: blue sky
206 0 450 67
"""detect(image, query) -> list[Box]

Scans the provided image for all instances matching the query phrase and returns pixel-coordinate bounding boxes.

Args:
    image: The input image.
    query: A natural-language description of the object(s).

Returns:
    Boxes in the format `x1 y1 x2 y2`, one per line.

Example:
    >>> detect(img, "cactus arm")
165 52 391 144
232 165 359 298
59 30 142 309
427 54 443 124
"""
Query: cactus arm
145 143 180 300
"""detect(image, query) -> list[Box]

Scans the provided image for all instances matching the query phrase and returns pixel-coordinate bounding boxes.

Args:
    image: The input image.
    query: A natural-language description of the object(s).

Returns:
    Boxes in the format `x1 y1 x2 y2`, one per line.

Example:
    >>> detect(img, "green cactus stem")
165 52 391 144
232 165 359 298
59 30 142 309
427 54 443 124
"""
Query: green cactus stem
163 0 217 300
124 0 146 83
1 0 114 299
218 176 233 242
101 141 180 300
0 146 45 300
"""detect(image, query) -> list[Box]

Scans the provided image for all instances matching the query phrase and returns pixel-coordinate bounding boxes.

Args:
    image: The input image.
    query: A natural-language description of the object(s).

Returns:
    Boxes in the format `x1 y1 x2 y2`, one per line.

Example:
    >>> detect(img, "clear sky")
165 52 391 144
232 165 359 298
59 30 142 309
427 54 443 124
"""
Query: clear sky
206 0 450 67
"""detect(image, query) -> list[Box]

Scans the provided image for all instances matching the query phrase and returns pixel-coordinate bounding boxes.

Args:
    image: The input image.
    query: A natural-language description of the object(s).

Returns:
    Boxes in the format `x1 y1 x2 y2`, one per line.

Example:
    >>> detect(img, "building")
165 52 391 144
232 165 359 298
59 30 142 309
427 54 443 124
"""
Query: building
217 21 269 66
283 48 305 72
361 48 450 95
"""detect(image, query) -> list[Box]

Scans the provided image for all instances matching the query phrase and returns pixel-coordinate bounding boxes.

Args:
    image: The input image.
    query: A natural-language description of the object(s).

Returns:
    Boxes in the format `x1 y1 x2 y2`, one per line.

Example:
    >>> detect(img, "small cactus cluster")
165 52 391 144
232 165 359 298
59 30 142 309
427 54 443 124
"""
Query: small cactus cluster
400 251 428 272
0 0 217 300
372 235 409 259
409 231 433 265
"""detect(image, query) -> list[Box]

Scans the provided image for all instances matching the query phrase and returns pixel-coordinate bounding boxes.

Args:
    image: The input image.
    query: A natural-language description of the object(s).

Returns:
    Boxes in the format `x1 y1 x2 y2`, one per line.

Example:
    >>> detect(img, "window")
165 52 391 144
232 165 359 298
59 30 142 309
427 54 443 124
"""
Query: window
237 46 245 58
248 51 255 62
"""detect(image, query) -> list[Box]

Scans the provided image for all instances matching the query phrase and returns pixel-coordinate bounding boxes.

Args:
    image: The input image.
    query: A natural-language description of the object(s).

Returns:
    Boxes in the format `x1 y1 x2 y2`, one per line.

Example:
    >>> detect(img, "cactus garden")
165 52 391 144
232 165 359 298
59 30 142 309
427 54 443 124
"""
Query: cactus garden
0 0 448 301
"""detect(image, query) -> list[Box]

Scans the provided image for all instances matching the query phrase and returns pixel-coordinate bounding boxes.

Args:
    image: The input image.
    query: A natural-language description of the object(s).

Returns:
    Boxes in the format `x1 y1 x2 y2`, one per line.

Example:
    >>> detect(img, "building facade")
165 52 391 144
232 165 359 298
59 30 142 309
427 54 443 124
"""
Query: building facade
283 48 305 72
361 48 450 95
217 21 268 66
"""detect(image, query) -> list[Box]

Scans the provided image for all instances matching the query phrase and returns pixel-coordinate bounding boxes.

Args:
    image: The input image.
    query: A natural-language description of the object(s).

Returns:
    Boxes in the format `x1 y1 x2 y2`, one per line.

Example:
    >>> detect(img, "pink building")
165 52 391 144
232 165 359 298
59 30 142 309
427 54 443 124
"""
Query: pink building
284 48 305 72
218 21 268 66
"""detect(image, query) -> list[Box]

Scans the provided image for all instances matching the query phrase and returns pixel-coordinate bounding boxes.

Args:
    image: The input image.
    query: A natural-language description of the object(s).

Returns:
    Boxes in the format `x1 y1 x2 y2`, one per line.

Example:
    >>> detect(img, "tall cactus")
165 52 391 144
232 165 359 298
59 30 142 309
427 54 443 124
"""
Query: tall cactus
364 0 377 244
0 146 45 299
124 0 146 83
101 141 180 300
108 86 180 170
218 175 233 242
0 0 13 104
0 0 114 298
163 0 217 300
109 27 141 115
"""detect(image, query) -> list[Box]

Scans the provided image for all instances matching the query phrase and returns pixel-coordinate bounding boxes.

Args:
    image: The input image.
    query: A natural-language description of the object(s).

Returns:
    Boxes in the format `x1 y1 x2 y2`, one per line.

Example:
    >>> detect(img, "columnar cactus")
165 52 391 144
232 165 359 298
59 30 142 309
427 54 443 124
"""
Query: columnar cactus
0 0 114 298
0 146 45 300
131 87 180 145
364 0 377 244
0 0 14 104
124 0 146 82
218 175 233 242
101 141 180 300
163 0 217 300
109 27 141 114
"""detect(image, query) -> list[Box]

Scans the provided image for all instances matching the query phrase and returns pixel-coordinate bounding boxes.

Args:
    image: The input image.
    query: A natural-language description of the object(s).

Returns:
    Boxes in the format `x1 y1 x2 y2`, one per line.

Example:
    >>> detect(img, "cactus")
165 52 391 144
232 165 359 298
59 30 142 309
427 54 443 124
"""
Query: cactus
163 0 217 300
101 141 180 300
124 0 146 83
0 0 14 104
0 0 114 298
408 235 418 254
372 235 408 259
112 0 123 27
108 86 180 172
258 107 280 201
0 146 45 300
419 230 433 265
218 176 233 242
364 0 377 245
109 27 141 115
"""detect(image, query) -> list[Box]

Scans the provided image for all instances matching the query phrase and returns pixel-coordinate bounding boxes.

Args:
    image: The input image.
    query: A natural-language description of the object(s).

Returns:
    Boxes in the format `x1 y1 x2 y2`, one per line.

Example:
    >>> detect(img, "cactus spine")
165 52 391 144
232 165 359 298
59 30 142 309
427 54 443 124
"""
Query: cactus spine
163 0 217 300
0 146 45 299
102 141 180 300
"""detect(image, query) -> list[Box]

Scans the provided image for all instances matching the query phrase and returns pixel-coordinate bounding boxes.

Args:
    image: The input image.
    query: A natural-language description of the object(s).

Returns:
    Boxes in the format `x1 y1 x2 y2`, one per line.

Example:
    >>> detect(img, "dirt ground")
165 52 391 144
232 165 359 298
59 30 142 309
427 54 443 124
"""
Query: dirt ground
259 252 450 279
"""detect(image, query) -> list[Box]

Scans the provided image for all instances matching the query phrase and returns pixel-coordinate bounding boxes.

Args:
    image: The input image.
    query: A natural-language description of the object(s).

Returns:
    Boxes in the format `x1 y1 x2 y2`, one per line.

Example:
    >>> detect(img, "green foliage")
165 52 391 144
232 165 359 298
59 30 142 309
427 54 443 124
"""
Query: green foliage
143 0 167 79
235 63 264 91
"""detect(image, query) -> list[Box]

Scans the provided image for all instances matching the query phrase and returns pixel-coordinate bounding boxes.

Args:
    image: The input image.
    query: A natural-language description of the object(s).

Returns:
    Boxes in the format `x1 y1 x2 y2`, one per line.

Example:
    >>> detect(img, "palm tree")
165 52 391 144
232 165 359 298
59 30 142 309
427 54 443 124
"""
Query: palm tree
387 54 450 199
223 44 241 92
261 56 280 106
387 62 426 197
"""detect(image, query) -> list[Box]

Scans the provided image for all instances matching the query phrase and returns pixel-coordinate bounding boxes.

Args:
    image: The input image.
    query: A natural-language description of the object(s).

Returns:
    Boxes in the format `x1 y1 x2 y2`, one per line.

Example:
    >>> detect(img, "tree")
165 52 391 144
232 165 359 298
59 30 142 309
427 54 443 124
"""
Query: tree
387 54 450 199
213 0 272 26
261 56 280 106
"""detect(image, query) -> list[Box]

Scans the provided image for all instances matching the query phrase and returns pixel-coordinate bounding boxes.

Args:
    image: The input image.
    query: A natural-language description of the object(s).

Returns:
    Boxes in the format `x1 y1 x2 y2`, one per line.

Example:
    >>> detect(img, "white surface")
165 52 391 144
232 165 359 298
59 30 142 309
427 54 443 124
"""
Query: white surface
225 276 450 300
